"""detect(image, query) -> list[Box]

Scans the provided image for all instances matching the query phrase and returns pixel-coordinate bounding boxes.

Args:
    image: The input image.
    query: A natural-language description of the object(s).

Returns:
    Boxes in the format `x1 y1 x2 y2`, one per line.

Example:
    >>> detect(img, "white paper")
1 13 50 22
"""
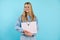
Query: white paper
21 21 37 33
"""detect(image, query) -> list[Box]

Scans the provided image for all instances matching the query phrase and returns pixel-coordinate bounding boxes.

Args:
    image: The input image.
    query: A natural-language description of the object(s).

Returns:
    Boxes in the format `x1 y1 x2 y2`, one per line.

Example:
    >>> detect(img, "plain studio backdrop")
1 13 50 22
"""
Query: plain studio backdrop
0 0 60 40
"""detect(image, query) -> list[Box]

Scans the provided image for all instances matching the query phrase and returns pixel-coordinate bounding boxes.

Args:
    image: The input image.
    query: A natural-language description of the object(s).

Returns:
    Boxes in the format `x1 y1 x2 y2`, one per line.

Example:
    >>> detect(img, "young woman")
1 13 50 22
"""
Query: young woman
15 2 38 40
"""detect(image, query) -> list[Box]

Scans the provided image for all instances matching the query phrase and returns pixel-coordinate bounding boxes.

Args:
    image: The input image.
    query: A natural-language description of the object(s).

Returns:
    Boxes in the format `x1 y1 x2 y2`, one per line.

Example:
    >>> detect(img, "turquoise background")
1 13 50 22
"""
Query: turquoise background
0 0 60 40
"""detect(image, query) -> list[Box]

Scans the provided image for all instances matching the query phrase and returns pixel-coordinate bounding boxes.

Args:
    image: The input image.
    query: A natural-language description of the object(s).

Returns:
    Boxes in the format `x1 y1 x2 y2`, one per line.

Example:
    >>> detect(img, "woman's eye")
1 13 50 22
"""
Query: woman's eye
25 7 26 8
28 7 29 8
24 6 29 8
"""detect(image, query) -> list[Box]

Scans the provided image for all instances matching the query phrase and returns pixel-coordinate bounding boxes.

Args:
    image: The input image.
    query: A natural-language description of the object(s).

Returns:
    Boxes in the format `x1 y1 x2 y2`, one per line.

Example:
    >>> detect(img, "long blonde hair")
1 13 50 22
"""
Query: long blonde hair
21 2 36 22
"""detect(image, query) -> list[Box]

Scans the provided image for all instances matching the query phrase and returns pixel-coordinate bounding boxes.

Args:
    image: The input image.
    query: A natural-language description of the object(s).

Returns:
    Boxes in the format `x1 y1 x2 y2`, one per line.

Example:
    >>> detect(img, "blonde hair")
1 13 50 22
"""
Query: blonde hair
21 2 36 22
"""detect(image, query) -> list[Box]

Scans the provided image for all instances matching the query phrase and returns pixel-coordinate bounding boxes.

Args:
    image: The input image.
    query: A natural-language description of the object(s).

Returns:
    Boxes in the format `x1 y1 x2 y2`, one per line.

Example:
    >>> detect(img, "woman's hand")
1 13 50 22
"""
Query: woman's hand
23 30 33 36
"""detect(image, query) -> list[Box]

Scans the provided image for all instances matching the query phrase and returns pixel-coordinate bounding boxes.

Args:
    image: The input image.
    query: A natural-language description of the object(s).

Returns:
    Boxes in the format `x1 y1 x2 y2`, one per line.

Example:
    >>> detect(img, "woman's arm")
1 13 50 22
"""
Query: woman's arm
15 17 24 33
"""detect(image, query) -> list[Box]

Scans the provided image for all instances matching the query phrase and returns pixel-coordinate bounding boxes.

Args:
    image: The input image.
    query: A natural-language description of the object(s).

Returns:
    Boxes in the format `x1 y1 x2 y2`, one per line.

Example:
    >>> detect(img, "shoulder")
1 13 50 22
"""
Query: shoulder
34 16 38 21
18 16 22 22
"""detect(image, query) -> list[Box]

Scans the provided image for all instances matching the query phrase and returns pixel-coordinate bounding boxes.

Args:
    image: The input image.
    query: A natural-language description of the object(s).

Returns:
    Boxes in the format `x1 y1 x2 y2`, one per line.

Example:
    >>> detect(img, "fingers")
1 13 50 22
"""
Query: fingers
23 30 33 36
24 32 32 36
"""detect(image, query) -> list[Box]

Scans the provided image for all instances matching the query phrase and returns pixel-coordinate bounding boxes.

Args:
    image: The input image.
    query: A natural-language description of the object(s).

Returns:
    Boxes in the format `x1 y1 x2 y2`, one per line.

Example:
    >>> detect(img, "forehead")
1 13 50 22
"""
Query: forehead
24 4 31 7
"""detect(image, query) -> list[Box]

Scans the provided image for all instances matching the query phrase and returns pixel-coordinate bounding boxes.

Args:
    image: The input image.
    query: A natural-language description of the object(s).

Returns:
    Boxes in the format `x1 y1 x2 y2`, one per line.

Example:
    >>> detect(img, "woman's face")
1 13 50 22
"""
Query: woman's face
24 4 31 13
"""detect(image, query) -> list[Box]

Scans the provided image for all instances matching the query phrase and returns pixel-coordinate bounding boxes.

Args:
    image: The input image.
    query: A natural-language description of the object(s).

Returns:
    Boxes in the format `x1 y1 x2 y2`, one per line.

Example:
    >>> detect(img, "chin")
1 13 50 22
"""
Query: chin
26 11 29 13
